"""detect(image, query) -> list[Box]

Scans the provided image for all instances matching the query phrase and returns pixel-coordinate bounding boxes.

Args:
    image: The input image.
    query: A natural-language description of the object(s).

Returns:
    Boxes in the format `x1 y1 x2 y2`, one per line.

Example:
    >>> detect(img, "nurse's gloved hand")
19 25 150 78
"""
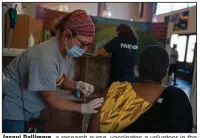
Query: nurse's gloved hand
76 81 94 97
81 97 104 114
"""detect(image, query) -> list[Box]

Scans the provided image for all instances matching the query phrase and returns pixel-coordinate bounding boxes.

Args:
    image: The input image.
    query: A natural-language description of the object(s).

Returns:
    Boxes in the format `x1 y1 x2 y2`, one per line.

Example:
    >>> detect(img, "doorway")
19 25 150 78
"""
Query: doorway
169 34 196 97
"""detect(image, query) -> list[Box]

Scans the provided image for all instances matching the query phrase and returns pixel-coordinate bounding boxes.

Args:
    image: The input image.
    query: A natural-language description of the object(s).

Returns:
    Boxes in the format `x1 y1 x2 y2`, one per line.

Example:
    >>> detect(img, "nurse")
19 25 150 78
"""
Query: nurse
3 10 104 133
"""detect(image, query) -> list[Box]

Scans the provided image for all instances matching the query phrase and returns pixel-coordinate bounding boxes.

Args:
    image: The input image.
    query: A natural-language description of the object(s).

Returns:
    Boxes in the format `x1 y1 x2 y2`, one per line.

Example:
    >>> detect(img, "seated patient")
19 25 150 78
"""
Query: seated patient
88 46 193 133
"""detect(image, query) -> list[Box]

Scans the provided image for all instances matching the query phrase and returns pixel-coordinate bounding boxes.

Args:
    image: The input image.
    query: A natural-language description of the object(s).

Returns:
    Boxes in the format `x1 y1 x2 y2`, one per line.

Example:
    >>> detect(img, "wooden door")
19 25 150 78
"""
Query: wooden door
6 15 29 49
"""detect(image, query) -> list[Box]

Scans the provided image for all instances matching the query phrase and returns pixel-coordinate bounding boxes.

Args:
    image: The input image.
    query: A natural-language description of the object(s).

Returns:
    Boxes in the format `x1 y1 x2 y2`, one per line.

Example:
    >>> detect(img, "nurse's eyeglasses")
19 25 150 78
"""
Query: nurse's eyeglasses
76 37 92 51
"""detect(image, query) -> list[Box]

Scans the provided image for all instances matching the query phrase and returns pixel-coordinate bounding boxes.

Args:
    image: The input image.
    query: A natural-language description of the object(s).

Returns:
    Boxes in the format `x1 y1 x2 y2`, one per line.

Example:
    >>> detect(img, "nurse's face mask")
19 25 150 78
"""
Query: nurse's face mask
65 31 93 57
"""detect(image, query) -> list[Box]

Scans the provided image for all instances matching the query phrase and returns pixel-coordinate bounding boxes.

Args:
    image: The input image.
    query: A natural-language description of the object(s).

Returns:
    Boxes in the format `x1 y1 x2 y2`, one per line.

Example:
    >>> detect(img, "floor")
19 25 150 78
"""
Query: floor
168 77 192 98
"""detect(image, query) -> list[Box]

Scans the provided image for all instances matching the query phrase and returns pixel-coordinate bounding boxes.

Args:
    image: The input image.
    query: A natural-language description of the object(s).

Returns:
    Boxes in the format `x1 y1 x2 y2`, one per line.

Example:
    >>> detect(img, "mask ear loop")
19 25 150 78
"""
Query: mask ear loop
65 38 68 51
66 29 86 51
64 29 73 51
67 29 76 46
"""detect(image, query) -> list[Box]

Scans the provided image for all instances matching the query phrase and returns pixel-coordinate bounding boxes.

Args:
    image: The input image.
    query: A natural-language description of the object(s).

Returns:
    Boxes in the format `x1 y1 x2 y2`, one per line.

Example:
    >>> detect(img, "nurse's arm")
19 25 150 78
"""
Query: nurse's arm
87 89 108 132
40 91 81 112
60 78 77 90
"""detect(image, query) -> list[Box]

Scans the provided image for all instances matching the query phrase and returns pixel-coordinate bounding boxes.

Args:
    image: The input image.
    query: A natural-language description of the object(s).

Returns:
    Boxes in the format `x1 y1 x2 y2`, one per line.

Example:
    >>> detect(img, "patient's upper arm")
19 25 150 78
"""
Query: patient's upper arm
87 89 108 133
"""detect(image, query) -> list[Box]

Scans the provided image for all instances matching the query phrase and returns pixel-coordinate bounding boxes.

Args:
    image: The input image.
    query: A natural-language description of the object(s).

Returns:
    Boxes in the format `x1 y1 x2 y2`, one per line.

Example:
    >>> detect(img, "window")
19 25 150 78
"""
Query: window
170 34 196 63
156 2 196 15
170 34 178 48
172 3 188 11
156 3 172 15
188 3 196 7
186 35 196 63
177 36 187 62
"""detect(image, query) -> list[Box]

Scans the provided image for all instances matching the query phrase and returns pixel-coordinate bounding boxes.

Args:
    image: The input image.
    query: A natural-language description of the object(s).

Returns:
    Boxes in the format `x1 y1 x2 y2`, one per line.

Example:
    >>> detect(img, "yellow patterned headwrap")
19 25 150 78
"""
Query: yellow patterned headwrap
100 82 152 132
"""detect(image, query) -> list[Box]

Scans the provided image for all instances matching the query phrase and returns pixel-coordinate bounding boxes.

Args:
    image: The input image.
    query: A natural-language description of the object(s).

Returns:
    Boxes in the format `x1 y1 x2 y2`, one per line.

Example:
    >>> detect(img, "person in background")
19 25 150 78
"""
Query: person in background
3 10 104 133
95 24 139 86
169 44 179 85
88 46 193 133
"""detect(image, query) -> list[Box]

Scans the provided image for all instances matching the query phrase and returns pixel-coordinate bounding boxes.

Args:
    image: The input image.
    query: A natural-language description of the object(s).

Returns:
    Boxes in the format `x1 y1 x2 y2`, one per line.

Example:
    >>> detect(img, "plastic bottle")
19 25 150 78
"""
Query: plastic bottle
75 90 81 99
28 34 34 47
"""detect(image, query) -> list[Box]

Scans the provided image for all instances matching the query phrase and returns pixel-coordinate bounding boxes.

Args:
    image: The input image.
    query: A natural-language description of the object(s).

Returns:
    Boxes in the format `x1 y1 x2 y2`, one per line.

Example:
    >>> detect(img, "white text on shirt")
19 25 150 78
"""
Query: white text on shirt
121 43 138 50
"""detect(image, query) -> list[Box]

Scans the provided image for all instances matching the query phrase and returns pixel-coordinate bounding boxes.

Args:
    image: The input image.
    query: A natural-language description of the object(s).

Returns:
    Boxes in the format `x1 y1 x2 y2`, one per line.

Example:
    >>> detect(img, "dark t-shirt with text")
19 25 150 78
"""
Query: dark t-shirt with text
104 36 139 83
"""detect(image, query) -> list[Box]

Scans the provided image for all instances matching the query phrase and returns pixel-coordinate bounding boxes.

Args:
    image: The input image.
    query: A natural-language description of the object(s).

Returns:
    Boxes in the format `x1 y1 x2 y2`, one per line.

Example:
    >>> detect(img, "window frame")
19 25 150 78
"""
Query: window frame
156 2 196 15
170 33 196 63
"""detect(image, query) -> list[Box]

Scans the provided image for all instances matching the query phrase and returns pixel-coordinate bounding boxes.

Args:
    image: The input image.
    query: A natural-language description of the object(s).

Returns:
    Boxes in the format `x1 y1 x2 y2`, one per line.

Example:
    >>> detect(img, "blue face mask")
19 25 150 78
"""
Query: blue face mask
67 45 85 57
66 31 86 57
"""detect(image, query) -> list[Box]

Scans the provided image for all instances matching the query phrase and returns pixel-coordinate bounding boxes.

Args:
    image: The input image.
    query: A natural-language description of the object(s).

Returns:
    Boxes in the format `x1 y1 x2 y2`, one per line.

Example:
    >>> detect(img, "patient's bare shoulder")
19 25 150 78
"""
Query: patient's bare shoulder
87 89 108 133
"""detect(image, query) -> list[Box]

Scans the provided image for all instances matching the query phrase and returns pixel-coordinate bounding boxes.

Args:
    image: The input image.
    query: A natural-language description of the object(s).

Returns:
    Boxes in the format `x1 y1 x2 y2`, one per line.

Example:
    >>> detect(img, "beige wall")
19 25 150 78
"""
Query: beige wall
107 3 154 22
38 3 98 16
156 6 196 34
18 3 155 22
22 3 36 17
65 3 98 16
107 3 136 21
39 3 142 21
142 3 154 22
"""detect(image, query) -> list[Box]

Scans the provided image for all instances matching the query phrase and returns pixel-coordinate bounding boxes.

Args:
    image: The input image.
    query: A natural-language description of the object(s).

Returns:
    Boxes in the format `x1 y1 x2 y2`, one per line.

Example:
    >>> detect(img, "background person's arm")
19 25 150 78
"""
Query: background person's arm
175 50 179 60
95 37 117 56
95 48 108 56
